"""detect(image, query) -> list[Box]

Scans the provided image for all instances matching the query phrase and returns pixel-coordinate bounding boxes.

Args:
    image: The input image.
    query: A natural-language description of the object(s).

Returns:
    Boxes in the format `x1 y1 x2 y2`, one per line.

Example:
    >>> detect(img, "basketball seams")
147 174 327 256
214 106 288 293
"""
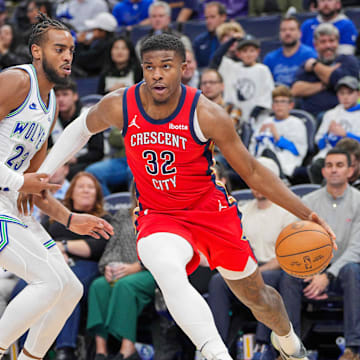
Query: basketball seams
276 244 332 257
276 229 330 248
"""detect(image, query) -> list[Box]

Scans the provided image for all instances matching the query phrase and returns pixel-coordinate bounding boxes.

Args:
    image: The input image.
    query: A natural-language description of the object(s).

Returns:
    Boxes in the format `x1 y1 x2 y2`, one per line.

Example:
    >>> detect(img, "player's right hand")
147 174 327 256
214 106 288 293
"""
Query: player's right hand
308 212 337 250
20 173 61 196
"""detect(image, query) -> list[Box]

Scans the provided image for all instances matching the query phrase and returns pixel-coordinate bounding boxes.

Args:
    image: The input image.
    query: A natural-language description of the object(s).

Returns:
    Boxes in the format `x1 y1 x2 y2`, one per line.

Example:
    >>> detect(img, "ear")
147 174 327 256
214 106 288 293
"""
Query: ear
181 61 187 73
321 166 326 179
289 101 295 110
31 43 41 61
347 165 354 179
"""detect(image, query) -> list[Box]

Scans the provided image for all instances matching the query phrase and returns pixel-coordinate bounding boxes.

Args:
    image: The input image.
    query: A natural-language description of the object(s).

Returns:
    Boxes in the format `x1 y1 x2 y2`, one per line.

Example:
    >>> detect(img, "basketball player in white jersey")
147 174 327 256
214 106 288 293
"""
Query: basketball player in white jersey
0 14 113 360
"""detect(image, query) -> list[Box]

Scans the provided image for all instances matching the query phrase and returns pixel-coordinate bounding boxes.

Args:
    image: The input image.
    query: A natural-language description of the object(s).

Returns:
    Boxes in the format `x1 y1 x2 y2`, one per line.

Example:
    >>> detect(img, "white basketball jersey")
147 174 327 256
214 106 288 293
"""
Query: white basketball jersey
0 64 56 177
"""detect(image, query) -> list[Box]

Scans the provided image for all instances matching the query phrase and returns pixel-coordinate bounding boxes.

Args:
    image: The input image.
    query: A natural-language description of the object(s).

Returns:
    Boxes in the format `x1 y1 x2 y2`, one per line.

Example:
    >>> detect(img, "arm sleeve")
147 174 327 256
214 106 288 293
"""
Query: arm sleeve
0 163 24 191
37 109 93 175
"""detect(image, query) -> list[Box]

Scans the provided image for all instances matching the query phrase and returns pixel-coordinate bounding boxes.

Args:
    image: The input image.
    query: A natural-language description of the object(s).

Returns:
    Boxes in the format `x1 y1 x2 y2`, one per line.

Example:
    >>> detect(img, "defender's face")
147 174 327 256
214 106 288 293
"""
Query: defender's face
142 50 185 104
37 29 74 83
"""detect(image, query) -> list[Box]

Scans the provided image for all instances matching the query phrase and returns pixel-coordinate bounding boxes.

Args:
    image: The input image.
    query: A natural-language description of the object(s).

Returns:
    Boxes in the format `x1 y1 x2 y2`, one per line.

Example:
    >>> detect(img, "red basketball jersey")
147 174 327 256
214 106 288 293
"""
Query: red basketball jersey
123 82 219 212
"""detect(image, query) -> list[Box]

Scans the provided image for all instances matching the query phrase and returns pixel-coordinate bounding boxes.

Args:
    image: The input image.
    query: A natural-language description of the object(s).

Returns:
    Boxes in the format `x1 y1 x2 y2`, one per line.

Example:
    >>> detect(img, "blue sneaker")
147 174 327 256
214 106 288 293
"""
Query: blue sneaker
252 344 277 360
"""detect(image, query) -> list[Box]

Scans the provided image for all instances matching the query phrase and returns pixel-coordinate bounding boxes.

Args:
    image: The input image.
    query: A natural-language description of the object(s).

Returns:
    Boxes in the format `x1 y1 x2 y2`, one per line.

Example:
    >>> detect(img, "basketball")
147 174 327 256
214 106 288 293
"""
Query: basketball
275 221 333 278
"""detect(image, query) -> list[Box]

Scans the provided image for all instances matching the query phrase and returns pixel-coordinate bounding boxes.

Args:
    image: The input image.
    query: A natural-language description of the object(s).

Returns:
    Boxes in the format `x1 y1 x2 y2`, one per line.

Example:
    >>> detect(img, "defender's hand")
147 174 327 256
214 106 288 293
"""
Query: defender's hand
69 213 114 239
20 173 61 196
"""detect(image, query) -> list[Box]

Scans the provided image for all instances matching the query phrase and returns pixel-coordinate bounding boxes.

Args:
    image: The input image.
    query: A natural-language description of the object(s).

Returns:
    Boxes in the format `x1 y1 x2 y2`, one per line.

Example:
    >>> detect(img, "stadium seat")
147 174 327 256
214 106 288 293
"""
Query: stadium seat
130 25 152 45
181 20 207 41
260 39 282 60
104 192 131 214
290 183 321 197
232 189 254 203
80 94 103 107
75 77 100 98
236 15 281 39
290 109 317 155
294 11 317 25
345 7 360 29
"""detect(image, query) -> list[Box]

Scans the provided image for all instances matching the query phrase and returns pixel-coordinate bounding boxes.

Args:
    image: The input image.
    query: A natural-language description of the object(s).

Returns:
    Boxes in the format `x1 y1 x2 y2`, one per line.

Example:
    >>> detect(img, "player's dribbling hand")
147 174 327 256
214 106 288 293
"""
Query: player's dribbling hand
20 173 61 196
308 212 337 251
69 213 114 239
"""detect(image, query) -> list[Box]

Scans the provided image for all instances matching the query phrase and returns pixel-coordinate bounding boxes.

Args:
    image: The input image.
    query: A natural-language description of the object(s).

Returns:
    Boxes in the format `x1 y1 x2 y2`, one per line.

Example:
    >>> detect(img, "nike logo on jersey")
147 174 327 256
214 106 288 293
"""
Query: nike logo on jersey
129 115 140 129
169 123 188 130
29 103 37 110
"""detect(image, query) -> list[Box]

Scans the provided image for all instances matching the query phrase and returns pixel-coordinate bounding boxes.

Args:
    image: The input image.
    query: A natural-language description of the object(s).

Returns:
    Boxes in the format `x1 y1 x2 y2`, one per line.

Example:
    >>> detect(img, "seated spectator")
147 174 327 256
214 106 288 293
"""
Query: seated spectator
200 68 242 129
163 0 200 22
249 0 303 15
309 76 360 183
291 23 360 117
135 1 192 58
280 148 360 360
336 138 360 190
51 80 104 180
12 172 111 360
87 189 156 360
207 157 295 358
86 127 133 195
301 0 358 55
249 85 307 179
264 16 317 87
193 1 227 69
97 36 142 95
74 12 117 77
209 22 245 68
0 23 30 70
56 0 109 33
182 49 199 88
219 36 274 125
112 0 153 27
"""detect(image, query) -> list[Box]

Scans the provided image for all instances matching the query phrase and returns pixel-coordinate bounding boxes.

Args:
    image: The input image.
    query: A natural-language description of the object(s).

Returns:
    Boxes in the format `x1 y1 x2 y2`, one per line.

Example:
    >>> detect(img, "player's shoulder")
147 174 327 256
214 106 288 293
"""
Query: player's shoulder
0 67 31 109
197 93 229 120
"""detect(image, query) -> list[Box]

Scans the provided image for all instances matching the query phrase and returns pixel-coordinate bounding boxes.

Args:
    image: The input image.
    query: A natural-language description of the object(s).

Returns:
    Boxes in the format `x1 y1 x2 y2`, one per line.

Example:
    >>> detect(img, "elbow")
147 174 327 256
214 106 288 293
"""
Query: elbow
291 84 301 97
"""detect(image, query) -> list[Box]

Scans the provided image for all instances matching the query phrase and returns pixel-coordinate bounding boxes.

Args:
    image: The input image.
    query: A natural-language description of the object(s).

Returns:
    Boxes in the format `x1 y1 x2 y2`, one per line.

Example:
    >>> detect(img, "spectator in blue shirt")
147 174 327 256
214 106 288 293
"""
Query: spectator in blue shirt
301 0 358 55
112 0 153 27
193 1 227 69
291 23 359 117
264 16 317 87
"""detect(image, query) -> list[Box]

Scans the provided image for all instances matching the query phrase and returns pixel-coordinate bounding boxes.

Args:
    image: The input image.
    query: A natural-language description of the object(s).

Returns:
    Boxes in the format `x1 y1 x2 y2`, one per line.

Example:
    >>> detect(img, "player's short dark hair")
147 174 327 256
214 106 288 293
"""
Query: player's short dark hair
325 148 351 167
140 34 186 62
28 12 70 58
54 78 77 93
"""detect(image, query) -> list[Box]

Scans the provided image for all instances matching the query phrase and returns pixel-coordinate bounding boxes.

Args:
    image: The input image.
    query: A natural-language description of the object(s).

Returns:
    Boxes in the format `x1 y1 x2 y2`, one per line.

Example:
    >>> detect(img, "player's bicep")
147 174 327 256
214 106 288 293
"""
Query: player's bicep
86 91 124 134
0 70 30 121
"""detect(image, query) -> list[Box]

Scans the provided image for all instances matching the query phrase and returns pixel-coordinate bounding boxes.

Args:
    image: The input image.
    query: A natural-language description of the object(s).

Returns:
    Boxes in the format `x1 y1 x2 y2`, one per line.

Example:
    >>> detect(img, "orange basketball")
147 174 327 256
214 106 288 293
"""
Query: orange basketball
275 220 333 278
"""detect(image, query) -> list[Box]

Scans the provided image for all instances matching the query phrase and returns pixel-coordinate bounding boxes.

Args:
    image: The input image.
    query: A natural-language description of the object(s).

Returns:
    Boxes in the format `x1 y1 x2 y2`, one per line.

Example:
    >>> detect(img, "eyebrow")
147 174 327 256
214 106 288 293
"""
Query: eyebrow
143 57 174 64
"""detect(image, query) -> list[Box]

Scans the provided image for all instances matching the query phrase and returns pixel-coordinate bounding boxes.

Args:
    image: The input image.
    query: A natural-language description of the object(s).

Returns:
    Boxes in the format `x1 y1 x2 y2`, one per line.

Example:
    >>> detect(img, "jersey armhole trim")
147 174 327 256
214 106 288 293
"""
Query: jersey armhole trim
122 88 129 137
189 90 208 145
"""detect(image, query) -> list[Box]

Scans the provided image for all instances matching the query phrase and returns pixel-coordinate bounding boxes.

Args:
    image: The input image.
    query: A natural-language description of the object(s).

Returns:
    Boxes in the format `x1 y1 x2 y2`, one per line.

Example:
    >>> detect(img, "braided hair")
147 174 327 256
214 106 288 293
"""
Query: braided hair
28 12 70 58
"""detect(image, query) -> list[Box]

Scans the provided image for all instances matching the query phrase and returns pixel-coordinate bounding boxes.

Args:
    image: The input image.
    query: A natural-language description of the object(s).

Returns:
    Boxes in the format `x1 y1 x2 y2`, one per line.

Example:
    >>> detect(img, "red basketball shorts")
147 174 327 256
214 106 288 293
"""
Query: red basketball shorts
136 188 257 275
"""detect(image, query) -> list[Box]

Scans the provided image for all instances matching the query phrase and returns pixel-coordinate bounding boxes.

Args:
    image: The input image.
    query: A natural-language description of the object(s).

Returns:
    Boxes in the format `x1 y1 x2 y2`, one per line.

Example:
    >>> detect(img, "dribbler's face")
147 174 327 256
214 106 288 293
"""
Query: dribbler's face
142 50 186 104
322 154 353 186
34 29 74 85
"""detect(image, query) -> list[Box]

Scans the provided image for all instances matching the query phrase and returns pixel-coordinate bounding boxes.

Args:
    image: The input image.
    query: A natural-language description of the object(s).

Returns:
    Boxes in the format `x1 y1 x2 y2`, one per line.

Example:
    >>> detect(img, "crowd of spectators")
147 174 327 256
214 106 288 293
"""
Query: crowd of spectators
1 0 360 359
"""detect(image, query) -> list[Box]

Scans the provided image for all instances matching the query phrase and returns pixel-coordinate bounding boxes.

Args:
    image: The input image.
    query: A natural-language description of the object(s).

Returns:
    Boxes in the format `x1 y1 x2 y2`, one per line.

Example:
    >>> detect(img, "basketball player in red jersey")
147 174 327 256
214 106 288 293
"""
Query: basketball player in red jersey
38 34 336 360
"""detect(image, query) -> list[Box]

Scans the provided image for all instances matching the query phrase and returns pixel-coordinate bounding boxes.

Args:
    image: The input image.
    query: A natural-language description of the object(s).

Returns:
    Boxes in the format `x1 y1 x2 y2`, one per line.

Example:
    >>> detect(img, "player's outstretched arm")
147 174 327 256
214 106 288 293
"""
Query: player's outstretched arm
38 89 125 176
197 95 336 243
33 192 114 239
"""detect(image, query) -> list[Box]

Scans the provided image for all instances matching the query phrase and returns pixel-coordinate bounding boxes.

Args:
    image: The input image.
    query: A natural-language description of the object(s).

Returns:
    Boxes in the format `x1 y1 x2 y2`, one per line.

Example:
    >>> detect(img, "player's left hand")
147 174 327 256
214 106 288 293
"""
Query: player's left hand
69 213 114 239
303 273 329 299
308 212 337 250
17 192 34 216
